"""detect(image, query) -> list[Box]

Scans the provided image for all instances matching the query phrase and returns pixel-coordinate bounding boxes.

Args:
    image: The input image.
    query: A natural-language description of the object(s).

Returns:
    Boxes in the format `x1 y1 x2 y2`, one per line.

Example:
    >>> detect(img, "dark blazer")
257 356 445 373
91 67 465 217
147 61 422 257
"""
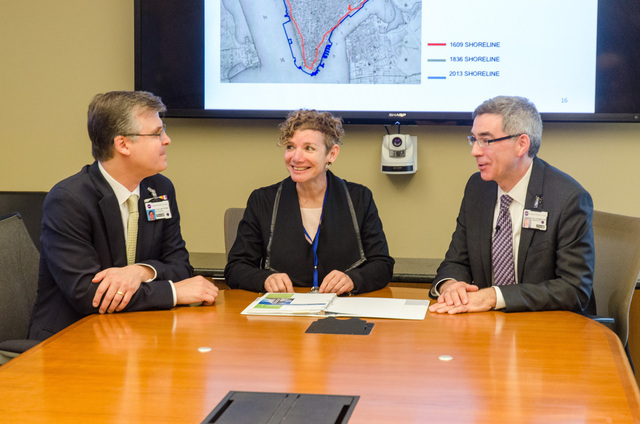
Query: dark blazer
28 162 193 340
224 171 394 293
432 157 595 313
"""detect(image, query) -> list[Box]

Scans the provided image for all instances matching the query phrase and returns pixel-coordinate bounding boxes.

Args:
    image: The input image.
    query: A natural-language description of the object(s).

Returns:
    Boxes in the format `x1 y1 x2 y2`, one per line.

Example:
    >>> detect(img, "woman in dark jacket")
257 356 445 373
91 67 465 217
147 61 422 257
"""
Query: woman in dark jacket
224 109 394 294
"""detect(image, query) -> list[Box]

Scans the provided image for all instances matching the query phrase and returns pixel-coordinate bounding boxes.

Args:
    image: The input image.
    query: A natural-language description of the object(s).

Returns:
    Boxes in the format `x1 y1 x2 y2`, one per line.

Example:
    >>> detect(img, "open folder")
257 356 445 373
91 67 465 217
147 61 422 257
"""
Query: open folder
241 293 429 320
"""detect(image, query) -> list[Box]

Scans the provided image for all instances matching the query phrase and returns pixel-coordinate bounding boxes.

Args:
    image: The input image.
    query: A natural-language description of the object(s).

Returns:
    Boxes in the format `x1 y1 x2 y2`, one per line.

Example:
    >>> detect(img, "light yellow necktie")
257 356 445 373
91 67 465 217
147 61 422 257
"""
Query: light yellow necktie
126 194 139 265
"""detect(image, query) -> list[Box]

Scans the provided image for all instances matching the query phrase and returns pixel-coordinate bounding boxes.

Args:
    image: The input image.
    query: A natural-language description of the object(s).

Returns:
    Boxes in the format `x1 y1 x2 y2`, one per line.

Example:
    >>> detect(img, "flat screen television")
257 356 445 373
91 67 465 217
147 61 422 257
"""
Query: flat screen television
135 0 640 124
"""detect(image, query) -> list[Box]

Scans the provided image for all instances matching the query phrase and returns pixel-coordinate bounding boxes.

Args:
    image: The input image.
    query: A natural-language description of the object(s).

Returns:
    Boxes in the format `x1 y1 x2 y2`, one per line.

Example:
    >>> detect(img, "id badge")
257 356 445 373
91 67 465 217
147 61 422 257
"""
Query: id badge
144 195 172 221
523 209 548 231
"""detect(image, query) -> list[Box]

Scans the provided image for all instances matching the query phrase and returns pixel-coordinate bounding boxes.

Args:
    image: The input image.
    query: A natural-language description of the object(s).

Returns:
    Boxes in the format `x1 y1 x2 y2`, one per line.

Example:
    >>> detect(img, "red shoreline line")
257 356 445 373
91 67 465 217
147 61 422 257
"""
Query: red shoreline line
286 0 368 71
428 43 447 46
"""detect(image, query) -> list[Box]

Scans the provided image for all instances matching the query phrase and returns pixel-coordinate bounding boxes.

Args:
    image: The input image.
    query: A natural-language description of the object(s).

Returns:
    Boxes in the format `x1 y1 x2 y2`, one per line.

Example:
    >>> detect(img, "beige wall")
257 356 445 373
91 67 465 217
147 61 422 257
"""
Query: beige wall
2 1 639 259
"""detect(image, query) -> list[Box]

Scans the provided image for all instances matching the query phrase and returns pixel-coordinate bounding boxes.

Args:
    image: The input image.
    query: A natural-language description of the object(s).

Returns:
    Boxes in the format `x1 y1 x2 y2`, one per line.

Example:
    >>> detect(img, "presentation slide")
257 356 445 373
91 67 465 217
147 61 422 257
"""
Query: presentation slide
204 0 597 114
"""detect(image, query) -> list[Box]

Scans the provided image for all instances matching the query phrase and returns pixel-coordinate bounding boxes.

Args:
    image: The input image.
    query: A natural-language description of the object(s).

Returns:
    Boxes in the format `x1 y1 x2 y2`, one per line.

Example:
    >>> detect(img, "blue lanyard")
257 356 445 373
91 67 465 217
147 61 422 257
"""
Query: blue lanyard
303 183 328 292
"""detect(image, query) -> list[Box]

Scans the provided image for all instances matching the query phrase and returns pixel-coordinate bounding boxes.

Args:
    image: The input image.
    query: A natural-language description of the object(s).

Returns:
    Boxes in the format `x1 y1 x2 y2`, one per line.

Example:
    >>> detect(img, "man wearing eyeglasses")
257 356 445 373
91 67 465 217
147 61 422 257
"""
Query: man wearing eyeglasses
29 91 218 340
429 96 595 314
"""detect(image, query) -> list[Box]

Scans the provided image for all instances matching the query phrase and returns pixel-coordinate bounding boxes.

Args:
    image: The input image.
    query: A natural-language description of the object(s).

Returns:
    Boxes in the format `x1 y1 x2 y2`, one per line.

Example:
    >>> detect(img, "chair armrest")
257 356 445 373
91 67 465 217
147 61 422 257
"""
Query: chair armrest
583 315 615 332
0 339 41 354
584 314 615 324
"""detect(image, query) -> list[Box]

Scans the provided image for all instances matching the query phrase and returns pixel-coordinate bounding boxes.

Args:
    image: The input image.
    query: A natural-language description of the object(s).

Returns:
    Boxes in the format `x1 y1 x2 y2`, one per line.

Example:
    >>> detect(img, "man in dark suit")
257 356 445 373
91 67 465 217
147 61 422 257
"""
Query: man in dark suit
429 96 595 314
29 91 218 340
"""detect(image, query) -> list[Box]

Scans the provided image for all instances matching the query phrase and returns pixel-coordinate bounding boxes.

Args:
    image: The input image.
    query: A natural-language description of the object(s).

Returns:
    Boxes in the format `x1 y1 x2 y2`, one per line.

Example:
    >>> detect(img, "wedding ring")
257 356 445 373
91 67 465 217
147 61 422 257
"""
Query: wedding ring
116 291 125 296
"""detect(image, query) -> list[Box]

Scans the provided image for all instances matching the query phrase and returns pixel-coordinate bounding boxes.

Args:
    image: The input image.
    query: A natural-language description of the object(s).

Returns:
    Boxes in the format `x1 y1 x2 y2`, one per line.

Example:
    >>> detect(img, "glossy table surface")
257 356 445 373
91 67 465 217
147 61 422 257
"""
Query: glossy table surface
1 287 638 423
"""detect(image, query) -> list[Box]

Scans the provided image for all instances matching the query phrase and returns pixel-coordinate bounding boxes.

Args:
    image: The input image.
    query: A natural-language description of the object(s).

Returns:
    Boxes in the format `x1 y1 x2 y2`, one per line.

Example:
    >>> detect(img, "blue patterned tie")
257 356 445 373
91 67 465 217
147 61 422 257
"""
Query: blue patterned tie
492 195 515 286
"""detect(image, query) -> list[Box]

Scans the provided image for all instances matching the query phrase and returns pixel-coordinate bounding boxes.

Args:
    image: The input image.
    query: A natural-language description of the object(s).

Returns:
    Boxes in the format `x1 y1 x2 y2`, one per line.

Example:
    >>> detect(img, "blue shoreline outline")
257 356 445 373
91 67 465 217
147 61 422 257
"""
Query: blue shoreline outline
281 0 371 77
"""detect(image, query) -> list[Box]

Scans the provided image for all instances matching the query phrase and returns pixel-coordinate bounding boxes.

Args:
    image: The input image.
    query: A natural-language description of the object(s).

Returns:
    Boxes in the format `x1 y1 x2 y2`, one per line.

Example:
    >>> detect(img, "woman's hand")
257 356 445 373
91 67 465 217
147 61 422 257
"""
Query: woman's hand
319 270 354 295
264 273 294 292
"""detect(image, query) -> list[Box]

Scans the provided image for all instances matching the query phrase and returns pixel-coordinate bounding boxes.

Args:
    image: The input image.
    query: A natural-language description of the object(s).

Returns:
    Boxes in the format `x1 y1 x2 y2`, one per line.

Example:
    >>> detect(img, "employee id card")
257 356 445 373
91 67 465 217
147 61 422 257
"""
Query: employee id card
144 195 172 221
522 209 547 231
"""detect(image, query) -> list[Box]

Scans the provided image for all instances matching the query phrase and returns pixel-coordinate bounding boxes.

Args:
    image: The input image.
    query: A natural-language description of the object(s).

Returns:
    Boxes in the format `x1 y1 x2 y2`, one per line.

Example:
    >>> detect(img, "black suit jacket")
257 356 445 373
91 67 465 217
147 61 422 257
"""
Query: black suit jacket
29 162 193 340
432 157 595 313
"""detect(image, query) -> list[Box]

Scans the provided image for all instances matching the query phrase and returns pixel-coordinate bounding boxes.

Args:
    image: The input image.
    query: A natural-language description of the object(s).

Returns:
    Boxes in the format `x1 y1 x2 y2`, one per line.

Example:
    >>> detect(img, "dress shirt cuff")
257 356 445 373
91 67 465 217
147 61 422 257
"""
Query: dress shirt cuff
136 263 158 282
430 278 452 298
493 286 506 310
168 280 177 306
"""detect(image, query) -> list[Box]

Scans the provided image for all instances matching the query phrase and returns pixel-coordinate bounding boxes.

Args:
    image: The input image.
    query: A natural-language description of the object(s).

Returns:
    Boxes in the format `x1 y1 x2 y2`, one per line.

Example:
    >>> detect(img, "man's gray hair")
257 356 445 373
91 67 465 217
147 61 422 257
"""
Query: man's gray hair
473 96 543 157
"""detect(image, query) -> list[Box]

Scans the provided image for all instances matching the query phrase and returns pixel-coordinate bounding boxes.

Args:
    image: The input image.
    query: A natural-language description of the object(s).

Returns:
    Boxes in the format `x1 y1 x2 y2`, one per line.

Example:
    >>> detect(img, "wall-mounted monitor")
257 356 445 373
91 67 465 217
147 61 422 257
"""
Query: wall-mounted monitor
135 0 640 124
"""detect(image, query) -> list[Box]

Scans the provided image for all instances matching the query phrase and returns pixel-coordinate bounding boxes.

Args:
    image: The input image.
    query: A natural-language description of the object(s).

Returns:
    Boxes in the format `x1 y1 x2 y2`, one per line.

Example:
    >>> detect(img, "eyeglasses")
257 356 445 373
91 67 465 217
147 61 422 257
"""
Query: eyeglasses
122 124 167 139
467 133 522 147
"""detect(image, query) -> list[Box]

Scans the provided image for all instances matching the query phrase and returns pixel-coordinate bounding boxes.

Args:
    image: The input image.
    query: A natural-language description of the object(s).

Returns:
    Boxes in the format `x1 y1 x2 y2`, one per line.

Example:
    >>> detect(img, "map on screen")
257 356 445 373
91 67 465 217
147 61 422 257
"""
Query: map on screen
206 0 597 114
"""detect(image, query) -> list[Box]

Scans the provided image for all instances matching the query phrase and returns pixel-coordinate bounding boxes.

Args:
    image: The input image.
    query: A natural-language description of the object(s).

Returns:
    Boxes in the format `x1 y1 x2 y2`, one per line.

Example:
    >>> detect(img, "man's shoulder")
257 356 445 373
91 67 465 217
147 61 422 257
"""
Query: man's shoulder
48 164 97 196
142 172 174 190
43 164 106 218
465 171 496 193
535 158 589 194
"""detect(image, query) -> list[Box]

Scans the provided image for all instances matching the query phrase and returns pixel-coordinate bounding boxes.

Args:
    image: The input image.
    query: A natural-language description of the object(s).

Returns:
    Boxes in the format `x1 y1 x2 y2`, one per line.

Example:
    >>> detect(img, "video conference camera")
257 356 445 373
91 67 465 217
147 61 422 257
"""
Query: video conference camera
381 134 417 174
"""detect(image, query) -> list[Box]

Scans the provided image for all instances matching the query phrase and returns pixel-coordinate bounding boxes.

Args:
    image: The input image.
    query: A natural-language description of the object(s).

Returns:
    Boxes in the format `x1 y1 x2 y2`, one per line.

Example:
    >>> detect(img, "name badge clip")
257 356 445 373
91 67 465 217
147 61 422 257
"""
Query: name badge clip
144 187 171 221
523 209 548 231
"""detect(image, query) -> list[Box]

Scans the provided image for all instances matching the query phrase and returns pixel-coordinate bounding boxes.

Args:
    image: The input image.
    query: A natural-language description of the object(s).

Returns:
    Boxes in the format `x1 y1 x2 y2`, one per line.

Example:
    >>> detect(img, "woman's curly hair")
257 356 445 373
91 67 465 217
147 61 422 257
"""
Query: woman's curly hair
277 109 344 151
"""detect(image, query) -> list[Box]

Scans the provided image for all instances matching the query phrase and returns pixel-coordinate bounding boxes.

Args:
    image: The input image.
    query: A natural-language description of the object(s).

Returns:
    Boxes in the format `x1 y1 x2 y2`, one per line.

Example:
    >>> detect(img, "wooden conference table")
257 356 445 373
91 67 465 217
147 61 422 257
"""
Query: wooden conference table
1 287 639 423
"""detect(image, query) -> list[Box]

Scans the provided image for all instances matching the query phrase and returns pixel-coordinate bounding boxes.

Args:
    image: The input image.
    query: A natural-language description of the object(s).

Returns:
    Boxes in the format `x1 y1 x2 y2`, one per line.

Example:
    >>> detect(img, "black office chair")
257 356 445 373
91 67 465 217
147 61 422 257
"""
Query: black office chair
590 210 640 370
0 191 47 251
224 207 245 259
0 213 41 364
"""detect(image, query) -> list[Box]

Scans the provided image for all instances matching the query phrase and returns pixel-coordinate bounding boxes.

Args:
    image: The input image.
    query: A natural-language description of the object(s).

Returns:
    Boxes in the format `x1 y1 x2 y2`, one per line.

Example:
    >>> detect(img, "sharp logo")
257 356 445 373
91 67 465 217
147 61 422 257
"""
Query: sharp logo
388 113 407 117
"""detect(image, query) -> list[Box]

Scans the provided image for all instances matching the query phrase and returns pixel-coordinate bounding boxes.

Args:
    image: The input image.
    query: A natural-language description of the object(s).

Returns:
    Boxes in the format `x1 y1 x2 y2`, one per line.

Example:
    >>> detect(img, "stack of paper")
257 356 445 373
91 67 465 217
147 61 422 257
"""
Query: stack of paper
241 293 428 320
241 293 337 316
325 297 428 320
